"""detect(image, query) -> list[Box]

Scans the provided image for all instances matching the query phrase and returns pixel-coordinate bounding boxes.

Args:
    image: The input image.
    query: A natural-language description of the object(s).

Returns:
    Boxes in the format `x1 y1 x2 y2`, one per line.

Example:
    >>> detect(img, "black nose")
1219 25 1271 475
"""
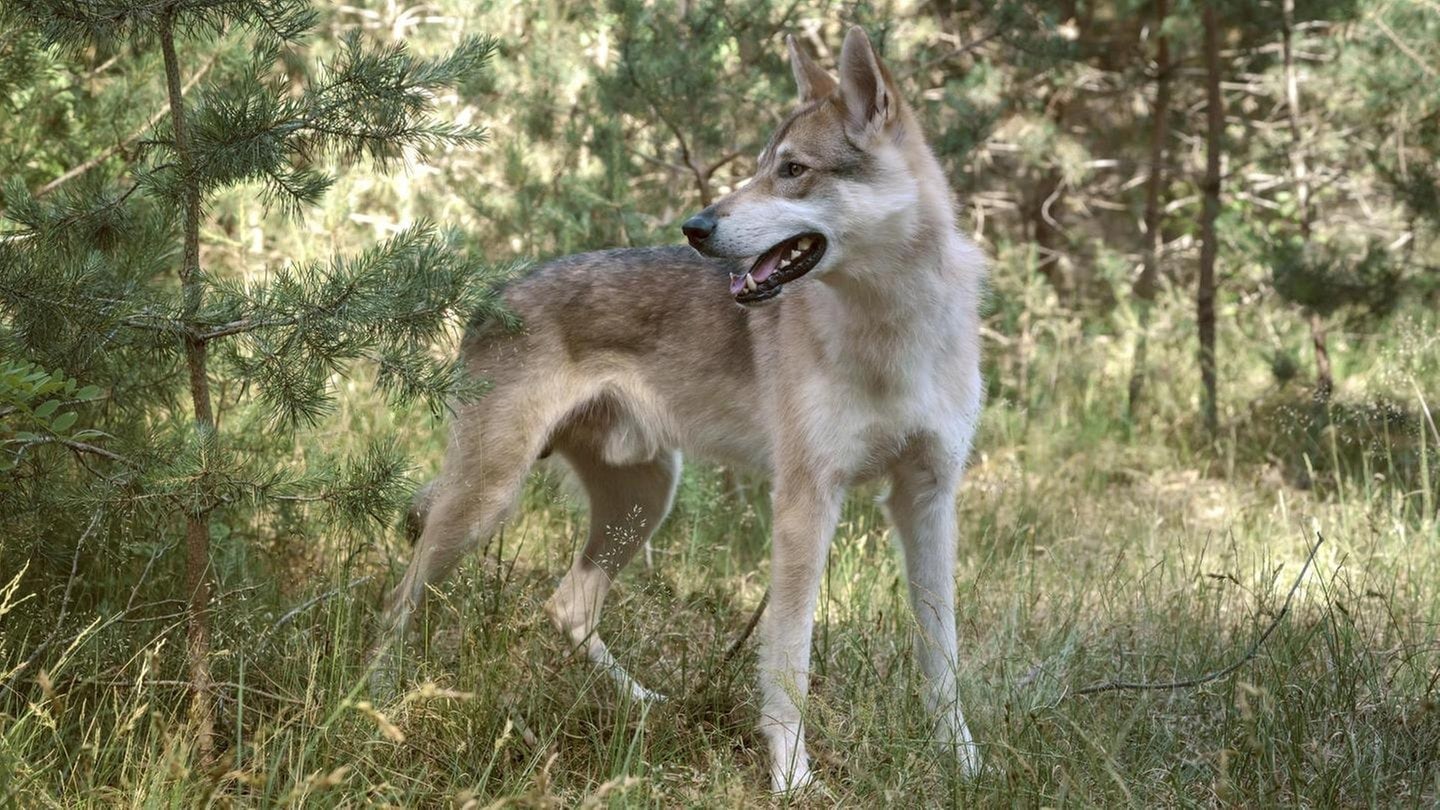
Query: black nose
682 210 717 246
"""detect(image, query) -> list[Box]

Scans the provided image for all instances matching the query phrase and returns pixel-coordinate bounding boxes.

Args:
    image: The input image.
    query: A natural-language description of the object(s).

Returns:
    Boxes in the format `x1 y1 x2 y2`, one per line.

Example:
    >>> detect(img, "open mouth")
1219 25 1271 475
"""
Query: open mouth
729 233 827 304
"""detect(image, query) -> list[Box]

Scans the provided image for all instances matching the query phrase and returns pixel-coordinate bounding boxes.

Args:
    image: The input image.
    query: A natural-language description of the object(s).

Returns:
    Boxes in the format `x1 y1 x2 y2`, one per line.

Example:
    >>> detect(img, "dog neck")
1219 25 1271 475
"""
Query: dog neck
821 146 972 318
799 134 981 400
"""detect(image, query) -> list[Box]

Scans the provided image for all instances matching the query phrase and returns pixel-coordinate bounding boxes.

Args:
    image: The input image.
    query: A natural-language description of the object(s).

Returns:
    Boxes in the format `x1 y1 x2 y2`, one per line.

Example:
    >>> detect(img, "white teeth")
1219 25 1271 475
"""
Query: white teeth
797 237 813 251
744 273 757 292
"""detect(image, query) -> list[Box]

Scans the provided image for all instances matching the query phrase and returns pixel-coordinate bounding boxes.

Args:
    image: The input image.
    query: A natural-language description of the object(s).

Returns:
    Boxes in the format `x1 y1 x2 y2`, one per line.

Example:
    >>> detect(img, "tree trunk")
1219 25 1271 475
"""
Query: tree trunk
1198 2 1223 436
1127 0 1172 419
160 8 215 760
1282 0 1333 401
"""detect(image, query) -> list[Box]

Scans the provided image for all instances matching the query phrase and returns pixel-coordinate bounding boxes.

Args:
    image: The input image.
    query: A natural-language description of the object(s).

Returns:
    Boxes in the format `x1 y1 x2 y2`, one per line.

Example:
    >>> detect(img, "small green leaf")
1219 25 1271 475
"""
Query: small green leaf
34 399 59 419
14 431 41 442
51 411 77 432
76 385 101 401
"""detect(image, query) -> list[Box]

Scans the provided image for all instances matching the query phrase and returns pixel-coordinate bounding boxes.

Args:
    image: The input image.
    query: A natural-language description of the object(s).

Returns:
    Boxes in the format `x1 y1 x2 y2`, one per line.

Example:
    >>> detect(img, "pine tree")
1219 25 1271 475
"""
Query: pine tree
1126 0 1174 419
1198 0 1222 436
1262 0 1424 400
0 0 506 754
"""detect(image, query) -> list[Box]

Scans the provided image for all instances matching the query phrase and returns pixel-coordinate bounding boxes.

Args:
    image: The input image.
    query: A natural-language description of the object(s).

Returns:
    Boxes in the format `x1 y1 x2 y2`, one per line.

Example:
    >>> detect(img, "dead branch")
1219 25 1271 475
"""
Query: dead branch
722 588 769 669
1072 534 1323 697
258 575 374 647
34 52 219 199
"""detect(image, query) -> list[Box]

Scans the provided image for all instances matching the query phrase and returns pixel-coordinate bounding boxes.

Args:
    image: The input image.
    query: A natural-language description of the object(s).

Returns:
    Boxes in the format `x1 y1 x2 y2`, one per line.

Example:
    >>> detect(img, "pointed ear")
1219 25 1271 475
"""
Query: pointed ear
837 26 899 141
787 34 836 102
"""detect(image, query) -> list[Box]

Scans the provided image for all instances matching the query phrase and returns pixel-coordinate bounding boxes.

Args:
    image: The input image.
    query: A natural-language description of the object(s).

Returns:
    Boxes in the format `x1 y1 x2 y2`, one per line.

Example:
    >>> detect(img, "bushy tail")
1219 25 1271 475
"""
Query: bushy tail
404 480 437 546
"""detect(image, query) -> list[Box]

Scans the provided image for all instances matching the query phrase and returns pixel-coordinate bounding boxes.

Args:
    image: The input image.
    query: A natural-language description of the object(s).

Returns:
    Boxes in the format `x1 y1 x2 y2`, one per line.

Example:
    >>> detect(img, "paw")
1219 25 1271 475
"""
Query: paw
770 763 820 796
935 719 983 778
602 662 667 705
623 679 668 705
952 740 983 778
366 641 405 698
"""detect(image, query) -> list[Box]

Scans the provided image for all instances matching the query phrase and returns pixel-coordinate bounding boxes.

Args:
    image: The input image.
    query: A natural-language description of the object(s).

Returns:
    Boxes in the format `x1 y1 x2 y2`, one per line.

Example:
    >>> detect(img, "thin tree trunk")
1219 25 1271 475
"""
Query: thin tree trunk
160 7 215 760
1198 2 1223 436
1307 310 1333 399
1127 0 1172 419
1282 0 1333 401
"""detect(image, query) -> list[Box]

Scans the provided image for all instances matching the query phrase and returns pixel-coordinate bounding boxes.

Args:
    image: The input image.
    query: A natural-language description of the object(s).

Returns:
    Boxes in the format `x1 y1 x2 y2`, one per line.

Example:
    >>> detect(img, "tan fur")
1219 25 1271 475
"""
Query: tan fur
377 27 986 792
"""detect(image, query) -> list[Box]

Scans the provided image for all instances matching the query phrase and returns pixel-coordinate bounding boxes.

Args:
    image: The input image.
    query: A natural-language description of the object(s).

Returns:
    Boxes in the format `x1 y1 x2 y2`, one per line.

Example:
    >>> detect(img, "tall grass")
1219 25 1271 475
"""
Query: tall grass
3 297 1438 807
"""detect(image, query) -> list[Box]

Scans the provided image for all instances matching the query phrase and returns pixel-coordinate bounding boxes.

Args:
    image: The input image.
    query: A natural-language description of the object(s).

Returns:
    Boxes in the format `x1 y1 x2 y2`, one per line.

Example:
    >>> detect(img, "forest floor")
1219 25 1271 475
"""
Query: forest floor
4 314 1440 808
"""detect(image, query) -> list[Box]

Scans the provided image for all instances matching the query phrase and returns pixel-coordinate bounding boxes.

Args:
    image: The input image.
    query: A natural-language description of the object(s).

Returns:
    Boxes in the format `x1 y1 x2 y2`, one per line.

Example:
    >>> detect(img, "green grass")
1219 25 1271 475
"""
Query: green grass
3 307 1440 807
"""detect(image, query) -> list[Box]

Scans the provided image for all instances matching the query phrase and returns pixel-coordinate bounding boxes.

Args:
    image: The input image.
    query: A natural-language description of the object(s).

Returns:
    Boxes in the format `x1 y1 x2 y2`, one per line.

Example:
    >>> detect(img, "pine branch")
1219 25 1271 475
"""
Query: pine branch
167 33 492 212
11 435 132 465
32 51 218 199
198 316 295 341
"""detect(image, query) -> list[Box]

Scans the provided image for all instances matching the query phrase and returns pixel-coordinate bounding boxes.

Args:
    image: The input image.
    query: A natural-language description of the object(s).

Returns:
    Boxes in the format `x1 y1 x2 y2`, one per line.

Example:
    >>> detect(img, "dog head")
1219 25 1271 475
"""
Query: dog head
683 26 929 305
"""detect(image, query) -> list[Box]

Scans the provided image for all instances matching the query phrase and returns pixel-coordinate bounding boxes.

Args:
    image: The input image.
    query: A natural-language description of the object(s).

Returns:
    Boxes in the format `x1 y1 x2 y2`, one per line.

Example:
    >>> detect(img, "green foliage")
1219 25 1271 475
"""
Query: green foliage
0 0 506 692
3 0 319 49
0 360 102 474
1269 238 1403 319
1345 2 1440 225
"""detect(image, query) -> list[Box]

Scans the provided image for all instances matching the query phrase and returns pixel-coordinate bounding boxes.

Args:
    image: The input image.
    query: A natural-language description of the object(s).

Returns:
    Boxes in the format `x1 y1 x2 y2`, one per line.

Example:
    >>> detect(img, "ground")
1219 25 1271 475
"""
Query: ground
3 310 1439 807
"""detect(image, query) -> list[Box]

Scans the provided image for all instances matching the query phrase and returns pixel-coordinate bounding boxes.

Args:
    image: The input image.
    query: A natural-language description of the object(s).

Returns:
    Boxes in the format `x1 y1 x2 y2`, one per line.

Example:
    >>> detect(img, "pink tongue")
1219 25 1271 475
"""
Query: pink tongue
752 243 786 283
729 241 789 296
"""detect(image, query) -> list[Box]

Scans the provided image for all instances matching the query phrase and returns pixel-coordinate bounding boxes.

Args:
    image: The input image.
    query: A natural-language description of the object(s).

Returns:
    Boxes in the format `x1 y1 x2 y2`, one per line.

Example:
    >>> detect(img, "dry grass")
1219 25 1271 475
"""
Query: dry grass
4 304 1439 807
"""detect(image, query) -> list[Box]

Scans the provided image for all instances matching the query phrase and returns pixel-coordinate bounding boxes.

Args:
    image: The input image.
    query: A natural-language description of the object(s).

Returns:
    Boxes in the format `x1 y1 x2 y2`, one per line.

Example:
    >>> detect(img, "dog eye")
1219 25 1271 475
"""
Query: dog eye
781 161 808 178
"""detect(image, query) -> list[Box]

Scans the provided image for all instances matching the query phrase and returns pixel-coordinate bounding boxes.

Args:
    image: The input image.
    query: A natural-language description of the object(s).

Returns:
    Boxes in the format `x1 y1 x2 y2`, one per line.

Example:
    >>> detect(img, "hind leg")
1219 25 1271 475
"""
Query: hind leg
404 480 437 545
374 390 574 670
544 444 680 702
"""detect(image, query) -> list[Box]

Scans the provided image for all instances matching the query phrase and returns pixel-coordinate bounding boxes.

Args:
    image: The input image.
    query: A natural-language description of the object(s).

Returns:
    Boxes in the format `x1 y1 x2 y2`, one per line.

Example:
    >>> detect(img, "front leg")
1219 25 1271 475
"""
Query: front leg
758 464 844 793
887 449 981 776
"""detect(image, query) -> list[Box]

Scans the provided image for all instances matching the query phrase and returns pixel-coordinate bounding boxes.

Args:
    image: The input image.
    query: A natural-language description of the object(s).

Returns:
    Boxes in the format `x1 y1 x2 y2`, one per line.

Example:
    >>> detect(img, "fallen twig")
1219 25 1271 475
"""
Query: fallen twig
258 575 374 647
681 587 770 699
721 588 769 669
1072 533 1323 697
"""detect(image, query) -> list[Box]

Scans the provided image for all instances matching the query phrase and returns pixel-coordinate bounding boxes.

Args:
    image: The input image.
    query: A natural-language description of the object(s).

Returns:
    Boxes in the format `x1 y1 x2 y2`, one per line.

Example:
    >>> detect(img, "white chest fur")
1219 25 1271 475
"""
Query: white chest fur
774 250 984 481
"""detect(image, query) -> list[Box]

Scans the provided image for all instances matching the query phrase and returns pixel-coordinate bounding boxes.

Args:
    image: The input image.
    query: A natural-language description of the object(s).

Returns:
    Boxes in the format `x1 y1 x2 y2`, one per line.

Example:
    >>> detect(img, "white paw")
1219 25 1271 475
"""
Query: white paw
623 679 668 705
938 726 984 778
770 762 820 796
953 740 983 778
936 719 983 777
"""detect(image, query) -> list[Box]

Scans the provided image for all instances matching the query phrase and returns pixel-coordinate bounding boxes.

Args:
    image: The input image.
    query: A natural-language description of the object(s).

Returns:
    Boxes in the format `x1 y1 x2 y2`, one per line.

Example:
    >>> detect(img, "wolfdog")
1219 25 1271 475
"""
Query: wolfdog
379 26 986 791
